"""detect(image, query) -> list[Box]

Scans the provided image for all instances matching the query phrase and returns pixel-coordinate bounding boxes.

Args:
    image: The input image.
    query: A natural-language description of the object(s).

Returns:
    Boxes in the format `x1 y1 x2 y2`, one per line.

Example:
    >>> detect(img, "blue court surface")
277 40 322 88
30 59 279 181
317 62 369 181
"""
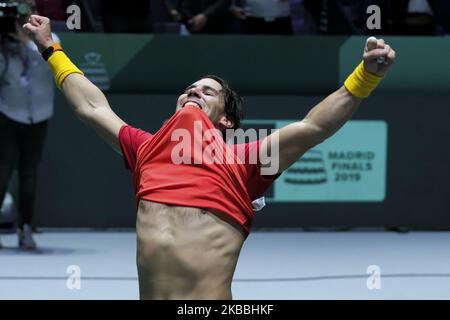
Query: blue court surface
1 231 449 300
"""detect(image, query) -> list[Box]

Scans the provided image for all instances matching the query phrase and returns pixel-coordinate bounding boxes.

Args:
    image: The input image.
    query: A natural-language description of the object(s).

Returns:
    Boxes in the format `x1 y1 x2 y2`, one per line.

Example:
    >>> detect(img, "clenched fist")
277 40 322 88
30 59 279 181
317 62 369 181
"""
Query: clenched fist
363 37 396 77
22 15 54 53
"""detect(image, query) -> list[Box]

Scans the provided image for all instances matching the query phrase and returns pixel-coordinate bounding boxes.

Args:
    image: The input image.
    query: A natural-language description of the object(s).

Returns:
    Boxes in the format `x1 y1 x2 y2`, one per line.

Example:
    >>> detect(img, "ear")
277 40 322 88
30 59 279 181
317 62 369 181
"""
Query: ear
218 115 234 131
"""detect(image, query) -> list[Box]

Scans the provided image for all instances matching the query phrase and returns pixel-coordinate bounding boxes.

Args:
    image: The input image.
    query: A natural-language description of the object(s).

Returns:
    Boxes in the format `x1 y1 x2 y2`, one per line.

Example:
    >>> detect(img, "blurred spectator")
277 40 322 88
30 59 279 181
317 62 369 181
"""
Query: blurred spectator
35 0 66 21
386 0 431 35
164 0 232 34
225 1 245 33
165 0 183 23
432 0 450 35
231 0 293 35
304 0 358 34
386 0 448 35
34 0 447 36
100 0 153 33
302 0 446 36
303 0 389 35
289 0 320 35
0 0 58 250
405 0 435 35
151 0 180 33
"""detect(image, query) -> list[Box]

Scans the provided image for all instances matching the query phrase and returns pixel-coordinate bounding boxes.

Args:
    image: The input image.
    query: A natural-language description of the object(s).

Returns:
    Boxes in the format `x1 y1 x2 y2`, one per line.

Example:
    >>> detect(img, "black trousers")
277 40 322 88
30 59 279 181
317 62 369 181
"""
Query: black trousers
0 112 48 228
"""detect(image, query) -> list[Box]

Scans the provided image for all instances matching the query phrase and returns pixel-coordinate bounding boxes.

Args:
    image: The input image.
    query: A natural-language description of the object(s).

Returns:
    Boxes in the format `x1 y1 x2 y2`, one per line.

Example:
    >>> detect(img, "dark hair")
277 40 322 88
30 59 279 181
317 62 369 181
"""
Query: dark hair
202 75 243 131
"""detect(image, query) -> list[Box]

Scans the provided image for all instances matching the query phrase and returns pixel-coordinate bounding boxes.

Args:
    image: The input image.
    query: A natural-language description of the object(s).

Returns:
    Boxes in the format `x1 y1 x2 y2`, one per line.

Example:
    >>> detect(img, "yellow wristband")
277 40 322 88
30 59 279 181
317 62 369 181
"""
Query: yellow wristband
48 51 84 89
344 61 383 98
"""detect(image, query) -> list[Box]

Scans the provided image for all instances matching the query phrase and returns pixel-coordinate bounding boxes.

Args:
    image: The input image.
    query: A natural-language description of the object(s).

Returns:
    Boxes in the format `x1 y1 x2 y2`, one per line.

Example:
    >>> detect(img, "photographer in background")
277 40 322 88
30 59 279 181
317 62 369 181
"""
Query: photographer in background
0 0 59 250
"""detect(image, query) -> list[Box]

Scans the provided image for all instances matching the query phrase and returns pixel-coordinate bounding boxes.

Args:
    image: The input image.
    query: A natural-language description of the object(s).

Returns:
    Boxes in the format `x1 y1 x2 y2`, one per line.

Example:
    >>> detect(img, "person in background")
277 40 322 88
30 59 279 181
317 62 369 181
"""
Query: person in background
431 0 450 35
303 0 443 36
0 0 59 250
34 0 66 21
303 0 384 35
164 0 232 34
230 0 293 35
100 0 153 33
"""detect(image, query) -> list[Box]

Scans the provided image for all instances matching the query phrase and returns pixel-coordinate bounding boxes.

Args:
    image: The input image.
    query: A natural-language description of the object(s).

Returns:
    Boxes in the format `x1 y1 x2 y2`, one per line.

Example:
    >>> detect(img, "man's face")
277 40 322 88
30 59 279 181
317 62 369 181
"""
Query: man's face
176 78 234 131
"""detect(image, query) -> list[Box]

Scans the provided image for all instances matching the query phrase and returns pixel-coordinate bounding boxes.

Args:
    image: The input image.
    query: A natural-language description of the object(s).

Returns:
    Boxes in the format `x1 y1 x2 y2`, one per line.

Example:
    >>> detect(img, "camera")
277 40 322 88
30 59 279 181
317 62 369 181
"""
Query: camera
0 2 32 34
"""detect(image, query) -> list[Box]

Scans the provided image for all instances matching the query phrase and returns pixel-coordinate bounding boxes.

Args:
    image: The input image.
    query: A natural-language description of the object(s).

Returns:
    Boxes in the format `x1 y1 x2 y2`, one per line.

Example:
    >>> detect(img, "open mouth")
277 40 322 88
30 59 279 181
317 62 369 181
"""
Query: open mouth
183 101 203 110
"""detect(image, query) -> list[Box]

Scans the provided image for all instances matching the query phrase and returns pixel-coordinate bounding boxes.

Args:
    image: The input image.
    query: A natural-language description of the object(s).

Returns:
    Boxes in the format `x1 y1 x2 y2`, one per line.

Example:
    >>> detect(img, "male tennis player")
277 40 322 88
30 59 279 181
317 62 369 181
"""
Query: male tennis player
23 15 395 299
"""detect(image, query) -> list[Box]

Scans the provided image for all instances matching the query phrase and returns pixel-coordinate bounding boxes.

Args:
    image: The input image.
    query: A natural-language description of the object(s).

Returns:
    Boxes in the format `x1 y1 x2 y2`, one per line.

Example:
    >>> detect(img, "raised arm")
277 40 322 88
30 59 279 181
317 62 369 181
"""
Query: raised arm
261 37 396 174
23 15 126 154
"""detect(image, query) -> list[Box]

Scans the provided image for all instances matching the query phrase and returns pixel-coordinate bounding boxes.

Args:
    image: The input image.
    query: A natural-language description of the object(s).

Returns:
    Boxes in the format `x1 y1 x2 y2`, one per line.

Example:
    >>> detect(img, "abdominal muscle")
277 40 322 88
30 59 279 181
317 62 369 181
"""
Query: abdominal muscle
136 199 245 300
